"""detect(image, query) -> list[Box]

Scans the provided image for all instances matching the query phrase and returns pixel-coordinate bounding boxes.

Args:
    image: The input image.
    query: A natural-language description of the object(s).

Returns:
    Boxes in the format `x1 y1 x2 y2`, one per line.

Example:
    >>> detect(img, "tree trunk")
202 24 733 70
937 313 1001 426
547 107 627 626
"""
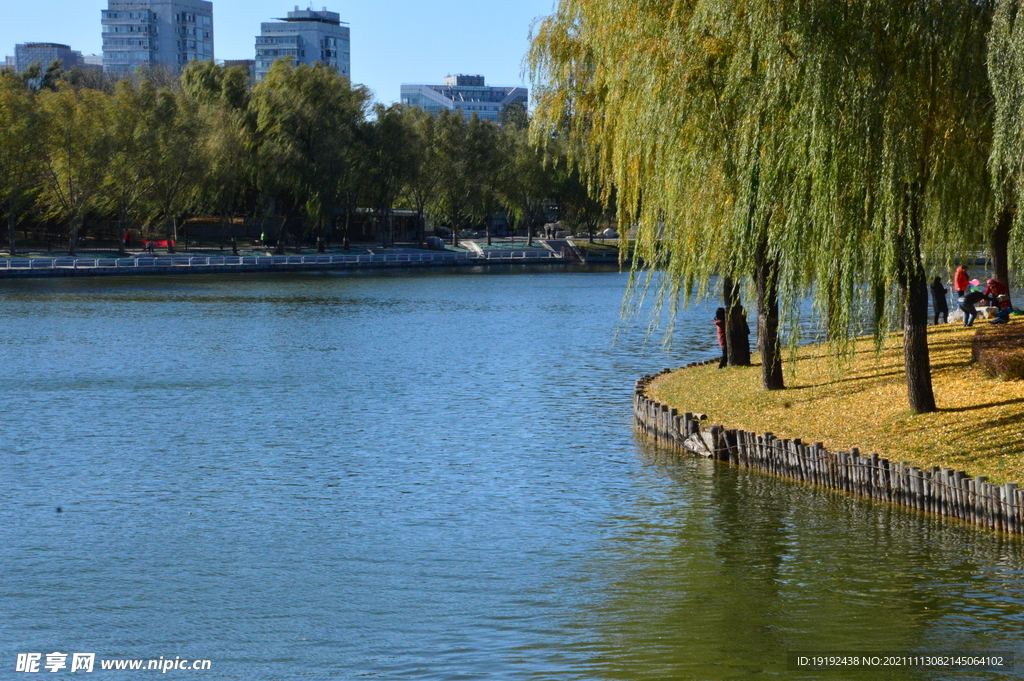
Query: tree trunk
276 215 287 255
723 277 751 366
901 271 936 414
8 209 17 256
901 193 937 415
67 218 80 256
991 206 1013 287
164 213 175 253
232 236 238 256
117 210 127 257
755 248 784 390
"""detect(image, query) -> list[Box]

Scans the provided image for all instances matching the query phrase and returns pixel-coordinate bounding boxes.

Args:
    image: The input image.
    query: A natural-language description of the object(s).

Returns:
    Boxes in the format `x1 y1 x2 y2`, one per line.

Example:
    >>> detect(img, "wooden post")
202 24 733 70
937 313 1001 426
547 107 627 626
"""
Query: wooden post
710 426 725 461
975 477 987 527
908 468 919 511
1004 483 1016 533
881 459 892 501
954 471 966 521
929 467 939 515
1011 483 1021 534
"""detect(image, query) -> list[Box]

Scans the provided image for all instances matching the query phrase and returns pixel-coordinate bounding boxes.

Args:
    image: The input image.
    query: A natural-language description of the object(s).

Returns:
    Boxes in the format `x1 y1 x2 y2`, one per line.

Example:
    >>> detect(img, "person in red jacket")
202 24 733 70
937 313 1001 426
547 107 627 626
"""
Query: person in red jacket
984 278 1008 300
954 266 970 301
714 307 728 369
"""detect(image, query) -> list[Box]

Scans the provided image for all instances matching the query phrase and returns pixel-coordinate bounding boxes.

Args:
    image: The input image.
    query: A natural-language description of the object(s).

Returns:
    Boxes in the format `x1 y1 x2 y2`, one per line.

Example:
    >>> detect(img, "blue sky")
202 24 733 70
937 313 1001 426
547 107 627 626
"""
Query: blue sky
2 0 556 103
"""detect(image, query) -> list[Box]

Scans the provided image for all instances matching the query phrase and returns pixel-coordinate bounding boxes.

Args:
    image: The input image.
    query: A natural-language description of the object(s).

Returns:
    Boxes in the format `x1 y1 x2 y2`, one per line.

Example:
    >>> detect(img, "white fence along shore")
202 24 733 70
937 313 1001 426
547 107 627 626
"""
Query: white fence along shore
0 250 565 278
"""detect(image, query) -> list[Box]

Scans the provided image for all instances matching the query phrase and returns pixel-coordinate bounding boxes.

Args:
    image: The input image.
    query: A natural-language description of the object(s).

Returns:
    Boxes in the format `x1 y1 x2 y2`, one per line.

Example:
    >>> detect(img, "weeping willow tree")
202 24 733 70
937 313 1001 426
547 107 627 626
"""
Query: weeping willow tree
529 0 994 413
528 1 834 392
989 0 1024 287
789 0 993 413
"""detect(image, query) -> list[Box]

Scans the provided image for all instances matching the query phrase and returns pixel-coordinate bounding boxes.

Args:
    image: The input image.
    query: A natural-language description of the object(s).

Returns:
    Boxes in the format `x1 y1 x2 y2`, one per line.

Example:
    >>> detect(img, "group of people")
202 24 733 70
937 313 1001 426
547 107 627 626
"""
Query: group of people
931 266 1014 327
713 267 1012 360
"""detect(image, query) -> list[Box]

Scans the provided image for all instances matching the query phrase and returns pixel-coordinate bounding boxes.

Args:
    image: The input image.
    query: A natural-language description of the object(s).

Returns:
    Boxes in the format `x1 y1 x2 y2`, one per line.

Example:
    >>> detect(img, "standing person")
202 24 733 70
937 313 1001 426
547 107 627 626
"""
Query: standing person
930 276 949 325
954 265 970 300
714 307 728 369
958 289 988 327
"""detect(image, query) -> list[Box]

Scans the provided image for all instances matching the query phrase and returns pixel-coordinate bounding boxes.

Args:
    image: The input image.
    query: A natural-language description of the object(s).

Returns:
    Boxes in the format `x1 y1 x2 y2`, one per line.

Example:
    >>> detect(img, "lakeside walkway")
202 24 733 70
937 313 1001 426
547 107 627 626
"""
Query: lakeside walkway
0 249 573 279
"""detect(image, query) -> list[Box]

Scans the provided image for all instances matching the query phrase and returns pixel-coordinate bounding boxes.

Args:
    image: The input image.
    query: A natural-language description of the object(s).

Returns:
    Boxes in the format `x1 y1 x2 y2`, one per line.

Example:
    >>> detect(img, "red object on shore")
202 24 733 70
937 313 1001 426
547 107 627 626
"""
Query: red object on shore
954 266 969 293
141 240 175 249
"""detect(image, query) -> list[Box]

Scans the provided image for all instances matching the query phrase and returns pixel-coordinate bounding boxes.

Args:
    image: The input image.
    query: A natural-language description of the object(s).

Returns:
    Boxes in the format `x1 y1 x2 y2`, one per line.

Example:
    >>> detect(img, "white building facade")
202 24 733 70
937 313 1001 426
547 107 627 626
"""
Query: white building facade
101 0 214 75
400 75 528 123
254 7 350 83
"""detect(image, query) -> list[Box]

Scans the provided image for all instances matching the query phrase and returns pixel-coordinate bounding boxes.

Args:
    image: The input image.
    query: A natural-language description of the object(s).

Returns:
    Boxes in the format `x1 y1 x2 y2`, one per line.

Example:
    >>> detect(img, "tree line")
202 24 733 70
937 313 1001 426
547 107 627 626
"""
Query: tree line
0 58 603 256
529 0 1024 414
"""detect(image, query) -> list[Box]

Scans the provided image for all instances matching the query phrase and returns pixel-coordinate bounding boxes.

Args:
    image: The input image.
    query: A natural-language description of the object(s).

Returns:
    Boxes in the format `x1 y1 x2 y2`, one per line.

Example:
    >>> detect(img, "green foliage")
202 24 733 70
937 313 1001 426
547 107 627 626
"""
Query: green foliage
498 123 557 240
0 73 41 253
36 85 112 254
528 0 996 411
365 103 415 245
989 0 1024 282
251 59 370 249
144 87 205 246
0 58 589 254
430 110 473 238
103 79 157 251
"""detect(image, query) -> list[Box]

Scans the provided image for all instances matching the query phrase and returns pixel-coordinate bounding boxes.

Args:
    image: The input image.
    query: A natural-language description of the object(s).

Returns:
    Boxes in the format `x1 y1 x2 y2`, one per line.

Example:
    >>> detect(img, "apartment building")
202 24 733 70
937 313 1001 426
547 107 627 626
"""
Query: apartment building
255 6 349 83
101 0 214 75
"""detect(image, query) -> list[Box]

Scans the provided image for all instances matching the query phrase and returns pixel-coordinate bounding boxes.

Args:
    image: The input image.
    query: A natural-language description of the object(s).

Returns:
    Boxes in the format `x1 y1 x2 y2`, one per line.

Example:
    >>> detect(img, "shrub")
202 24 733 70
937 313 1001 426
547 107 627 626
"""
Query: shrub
972 323 1024 380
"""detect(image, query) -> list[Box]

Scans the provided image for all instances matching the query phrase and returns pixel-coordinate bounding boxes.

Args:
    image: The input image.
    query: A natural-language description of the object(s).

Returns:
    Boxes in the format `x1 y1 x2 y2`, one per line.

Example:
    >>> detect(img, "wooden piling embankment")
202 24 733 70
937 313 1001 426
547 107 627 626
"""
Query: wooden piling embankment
634 365 1024 535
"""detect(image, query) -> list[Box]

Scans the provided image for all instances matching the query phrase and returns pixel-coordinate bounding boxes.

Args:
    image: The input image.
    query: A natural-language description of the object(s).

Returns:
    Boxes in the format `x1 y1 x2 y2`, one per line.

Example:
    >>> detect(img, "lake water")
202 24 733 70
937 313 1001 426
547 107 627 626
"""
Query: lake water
2 266 1023 680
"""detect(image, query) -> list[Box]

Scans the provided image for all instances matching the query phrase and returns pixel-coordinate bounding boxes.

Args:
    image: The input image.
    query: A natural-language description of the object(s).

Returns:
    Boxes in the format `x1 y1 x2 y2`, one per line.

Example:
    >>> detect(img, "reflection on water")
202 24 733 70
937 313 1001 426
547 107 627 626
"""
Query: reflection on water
554 448 1024 680
0 266 1022 680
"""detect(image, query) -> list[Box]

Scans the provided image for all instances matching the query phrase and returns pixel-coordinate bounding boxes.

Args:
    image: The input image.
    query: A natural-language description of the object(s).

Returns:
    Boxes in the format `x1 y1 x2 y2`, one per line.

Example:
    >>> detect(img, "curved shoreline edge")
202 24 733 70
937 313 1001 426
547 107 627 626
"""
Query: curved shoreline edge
634 364 1024 536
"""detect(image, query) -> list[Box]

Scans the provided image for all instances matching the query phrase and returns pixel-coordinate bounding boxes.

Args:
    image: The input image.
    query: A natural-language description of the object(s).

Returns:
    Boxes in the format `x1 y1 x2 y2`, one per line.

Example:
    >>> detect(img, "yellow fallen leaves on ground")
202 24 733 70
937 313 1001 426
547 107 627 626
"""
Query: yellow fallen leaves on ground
647 324 1024 482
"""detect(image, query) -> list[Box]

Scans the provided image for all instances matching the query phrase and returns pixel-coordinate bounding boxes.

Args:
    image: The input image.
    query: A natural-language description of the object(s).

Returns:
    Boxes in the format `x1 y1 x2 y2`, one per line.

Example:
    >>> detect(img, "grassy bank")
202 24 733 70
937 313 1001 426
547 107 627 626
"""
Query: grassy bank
647 324 1024 482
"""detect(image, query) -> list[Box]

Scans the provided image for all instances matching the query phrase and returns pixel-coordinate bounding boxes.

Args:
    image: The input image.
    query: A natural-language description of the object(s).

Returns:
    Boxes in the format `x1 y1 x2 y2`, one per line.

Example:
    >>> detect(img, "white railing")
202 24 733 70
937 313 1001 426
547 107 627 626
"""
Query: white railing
0 250 561 273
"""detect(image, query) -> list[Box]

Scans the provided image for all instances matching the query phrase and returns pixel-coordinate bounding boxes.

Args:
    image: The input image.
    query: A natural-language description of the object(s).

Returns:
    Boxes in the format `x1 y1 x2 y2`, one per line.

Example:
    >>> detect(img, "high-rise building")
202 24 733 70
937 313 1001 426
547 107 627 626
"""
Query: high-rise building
13 43 84 73
101 0 213 75
401 75 528 124
254 6 349 83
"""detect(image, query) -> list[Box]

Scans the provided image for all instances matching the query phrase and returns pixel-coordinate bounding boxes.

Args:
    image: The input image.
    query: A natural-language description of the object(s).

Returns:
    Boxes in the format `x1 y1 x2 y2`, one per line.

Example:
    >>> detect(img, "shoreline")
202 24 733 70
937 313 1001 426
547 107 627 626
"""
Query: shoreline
644 325 1024 480
633 365 1024 535
0 251 623 280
